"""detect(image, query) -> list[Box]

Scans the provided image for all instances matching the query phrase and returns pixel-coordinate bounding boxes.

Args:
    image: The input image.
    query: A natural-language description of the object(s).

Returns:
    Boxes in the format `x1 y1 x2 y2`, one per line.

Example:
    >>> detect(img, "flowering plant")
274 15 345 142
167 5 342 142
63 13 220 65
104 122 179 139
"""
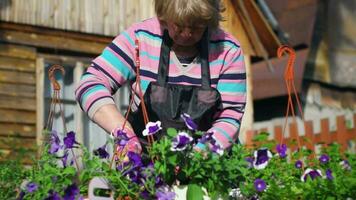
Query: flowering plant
236 133 356 199
1 125 355 199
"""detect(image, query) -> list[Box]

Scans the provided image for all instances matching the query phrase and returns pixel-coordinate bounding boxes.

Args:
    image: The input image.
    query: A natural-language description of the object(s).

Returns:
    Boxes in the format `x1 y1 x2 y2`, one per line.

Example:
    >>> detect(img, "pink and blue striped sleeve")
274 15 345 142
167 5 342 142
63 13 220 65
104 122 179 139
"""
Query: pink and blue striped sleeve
209 44 246 149
75 27 137 119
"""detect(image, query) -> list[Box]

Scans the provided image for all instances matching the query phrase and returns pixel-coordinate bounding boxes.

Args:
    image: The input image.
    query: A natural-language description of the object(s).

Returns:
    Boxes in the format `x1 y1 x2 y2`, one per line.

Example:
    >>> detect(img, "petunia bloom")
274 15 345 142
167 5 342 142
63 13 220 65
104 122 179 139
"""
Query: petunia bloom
209 137 224 156
61 150 70 167
142 121 162 136
127 151 143 168
170 131 193 151
44 190 61 200
253 148 273 170
156 186 176 200
48 130 61 154
17 191 25 200
326 169 333 180
319 154 330 164
63 184 79 200
197 131 214 144
245 157 254 168
93 143 109 159
180 113 198 131
276 144 287 158
26 182 38 193
295 160 303 169
115 129 130 148
340 160 352 171
63 131 79 149
301 168 323 182
254 179 266 192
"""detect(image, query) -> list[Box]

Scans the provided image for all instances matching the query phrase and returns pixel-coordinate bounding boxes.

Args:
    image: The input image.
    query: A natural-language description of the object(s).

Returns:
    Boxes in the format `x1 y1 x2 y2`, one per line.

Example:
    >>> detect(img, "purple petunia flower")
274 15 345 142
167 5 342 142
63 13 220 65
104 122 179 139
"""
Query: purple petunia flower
49 130 61 154
26 182 38 193
206 135 224 155
253 148 273 170
340 160 352 171
254 179 266 192
116 161 130 172
181 113 198 131
319 154 330 164
245 157 254 168
140 190 151 199
142 121 162 136
155 176 164 187
198 131 214 144
326 169 333 180
17 191 25 200
295 160 303 169
114 129 130 148
44 190 61 200
94 144 109 159
61 150 70 167
156 186 176 200
301 168 323 182
63 131 79 149
170 131 193 151
276 144 287 158
210 142 224 156
63 184 79 200
127 151 143 167
127 170 142 184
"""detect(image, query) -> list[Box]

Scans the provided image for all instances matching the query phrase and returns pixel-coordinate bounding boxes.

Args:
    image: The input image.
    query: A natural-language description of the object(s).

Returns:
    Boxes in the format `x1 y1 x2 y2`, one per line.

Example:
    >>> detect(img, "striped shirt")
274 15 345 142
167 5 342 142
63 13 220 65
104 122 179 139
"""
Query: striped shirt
75 17 246 149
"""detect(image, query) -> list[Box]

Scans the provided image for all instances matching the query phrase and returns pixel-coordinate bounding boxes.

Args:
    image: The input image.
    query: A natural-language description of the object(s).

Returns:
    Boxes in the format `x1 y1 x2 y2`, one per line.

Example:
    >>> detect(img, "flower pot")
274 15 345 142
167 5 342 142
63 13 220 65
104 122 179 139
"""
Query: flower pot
172 185 223 200
88 177 114 200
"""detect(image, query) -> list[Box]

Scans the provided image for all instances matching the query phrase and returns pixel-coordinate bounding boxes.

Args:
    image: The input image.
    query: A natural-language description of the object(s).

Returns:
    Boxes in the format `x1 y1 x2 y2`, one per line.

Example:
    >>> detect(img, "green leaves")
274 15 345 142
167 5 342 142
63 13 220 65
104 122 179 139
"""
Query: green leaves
1 128 356 199
167 128 178 137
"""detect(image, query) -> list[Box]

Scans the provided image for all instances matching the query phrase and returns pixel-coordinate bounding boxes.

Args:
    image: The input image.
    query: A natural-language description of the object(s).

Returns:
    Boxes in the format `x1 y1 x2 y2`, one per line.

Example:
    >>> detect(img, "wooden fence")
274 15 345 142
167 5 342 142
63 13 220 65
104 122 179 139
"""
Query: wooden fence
245 114 356 152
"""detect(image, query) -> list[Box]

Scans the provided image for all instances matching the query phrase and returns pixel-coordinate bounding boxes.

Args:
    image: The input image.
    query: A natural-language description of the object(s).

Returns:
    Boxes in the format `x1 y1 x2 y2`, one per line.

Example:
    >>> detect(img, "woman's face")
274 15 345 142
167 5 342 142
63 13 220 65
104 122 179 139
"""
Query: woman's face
166 21 207 47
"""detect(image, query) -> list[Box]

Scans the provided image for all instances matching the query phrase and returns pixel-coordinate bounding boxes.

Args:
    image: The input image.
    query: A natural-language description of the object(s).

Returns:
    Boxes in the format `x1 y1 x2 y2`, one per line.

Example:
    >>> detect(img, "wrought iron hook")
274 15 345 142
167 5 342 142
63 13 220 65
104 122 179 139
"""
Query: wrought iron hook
48 65 65 91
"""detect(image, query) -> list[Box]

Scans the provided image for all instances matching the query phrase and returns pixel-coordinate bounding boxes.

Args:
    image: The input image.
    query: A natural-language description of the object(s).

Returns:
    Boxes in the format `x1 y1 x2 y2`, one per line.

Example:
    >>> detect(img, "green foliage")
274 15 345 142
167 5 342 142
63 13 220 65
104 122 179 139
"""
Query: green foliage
0 130 144 199
150 130 356 199
0 129 355 199
149 130 249 198
236 142 356 200
0 160 29 200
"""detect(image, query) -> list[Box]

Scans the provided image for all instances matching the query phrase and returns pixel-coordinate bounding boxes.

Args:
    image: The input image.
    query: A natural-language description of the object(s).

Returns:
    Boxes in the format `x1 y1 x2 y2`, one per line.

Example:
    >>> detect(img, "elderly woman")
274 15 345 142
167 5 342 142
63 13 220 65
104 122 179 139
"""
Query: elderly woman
75 0 246 153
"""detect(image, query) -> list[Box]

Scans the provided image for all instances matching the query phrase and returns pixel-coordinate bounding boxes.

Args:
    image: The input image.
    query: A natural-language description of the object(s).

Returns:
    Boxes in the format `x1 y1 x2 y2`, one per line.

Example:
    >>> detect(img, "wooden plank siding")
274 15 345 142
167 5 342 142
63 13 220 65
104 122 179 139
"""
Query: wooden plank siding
0 43 37 161
0 21 115 163
0 28 109 55
0 0 155 36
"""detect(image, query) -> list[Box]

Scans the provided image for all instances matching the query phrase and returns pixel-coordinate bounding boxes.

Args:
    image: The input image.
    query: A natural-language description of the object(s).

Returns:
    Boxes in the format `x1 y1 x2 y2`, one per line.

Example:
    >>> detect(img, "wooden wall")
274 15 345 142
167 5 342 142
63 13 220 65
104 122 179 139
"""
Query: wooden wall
0 22 113 162
0 0 155 36
0 43 37 160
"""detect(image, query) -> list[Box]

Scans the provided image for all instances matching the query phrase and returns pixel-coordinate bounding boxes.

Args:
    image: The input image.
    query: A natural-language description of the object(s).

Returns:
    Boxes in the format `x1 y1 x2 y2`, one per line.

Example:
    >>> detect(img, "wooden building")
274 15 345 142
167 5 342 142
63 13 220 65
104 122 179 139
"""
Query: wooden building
0 0 322 160
0 0 157 161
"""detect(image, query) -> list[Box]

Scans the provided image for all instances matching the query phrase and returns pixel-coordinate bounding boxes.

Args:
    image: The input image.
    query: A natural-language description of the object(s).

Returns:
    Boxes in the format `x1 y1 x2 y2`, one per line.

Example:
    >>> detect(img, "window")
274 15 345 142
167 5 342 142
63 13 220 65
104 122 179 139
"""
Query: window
40 55 130 153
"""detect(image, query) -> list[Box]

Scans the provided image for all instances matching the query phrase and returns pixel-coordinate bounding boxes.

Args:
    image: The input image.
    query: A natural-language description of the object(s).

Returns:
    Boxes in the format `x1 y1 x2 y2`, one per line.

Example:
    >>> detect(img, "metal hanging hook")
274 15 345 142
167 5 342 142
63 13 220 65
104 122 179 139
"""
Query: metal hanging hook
48 65 65 91
277 45 296 81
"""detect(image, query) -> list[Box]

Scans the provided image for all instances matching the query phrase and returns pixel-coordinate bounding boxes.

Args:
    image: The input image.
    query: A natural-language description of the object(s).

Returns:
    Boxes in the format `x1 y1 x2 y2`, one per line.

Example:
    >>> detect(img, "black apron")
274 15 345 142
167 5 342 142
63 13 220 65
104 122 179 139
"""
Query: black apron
127 29 223 144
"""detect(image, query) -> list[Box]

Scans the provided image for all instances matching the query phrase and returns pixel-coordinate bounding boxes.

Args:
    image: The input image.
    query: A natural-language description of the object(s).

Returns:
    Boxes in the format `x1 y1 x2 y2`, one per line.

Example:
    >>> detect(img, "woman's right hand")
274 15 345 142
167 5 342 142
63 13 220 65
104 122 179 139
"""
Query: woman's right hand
92 104 142 154
112 127 142 154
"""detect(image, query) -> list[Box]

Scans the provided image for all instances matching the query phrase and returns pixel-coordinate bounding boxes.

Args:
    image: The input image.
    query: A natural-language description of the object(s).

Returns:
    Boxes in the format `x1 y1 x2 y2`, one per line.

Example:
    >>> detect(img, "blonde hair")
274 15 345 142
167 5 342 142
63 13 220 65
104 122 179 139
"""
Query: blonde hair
154 0 225 30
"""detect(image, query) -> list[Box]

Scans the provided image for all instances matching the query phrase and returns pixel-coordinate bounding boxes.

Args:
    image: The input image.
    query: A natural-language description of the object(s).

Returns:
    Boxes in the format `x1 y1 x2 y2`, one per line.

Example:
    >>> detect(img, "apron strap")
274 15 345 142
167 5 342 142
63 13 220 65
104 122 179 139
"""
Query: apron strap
199 29 211 89
157 29 211 89
157 30 172 86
